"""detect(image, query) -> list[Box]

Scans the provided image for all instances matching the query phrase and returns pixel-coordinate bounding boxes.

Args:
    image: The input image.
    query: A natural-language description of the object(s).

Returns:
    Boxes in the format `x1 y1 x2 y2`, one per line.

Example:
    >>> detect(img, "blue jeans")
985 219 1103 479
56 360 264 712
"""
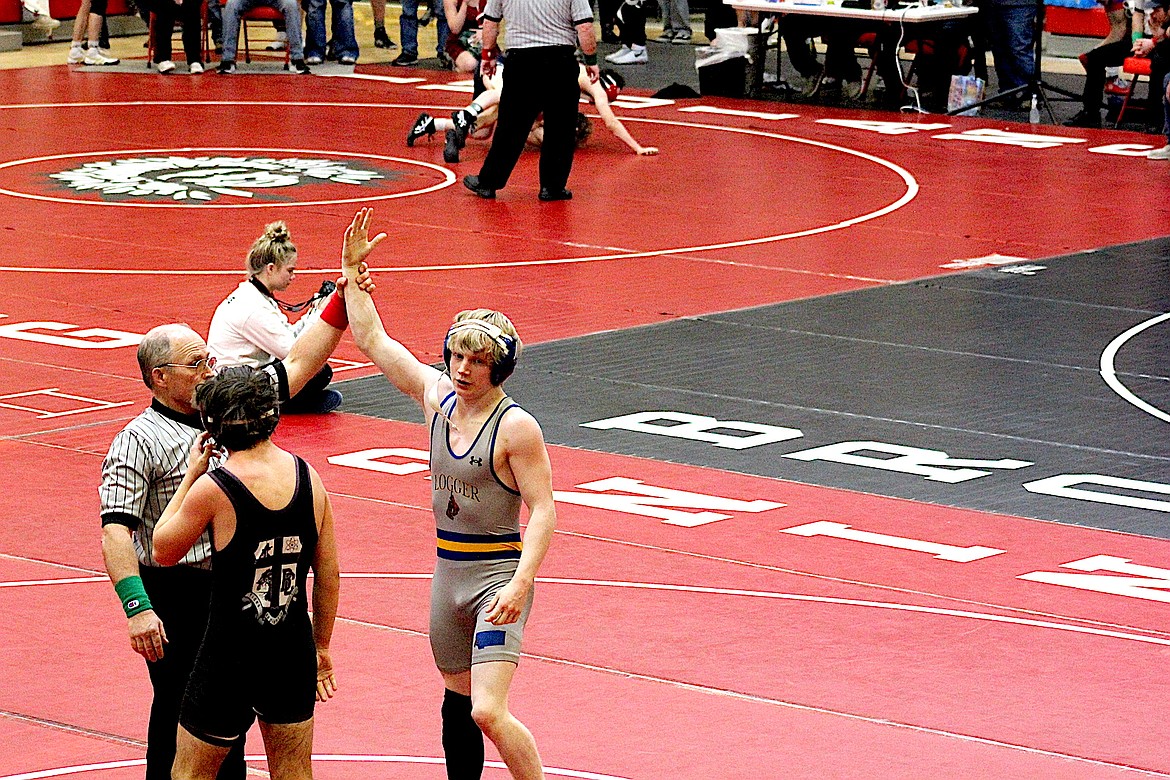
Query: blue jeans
306 0 357 60
985 3 1035 92
222 0 304 61
398 0 448 57
1162 72 1170 142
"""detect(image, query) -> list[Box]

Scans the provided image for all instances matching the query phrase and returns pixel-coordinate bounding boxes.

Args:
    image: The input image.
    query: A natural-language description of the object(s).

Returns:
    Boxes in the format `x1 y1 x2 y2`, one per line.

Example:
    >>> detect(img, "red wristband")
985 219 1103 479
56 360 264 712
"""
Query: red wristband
320 292 348 329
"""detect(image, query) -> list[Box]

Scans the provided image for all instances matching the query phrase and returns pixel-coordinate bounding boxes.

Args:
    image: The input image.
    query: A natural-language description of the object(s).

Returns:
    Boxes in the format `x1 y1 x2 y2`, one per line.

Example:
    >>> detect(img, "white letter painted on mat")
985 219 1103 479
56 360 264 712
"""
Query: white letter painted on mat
1020 556 1170 603
555 477 784 527
780 521 1005 562
783 441 1032 483
1023 474 1170 513
582 411 803 450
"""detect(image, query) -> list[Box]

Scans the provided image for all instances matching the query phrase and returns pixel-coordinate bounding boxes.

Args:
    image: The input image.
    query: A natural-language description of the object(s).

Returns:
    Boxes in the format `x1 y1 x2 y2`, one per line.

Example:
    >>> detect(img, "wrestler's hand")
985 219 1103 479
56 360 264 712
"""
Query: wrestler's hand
485 579 529 625
342 208 386 271
586 64 600 83
129 609 167 662
186 432 216 479
316 648 337 701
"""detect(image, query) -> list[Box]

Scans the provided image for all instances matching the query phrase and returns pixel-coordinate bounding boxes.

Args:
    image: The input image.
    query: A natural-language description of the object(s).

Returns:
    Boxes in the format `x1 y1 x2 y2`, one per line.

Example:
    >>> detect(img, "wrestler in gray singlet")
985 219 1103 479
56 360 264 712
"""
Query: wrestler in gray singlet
428 390 534 673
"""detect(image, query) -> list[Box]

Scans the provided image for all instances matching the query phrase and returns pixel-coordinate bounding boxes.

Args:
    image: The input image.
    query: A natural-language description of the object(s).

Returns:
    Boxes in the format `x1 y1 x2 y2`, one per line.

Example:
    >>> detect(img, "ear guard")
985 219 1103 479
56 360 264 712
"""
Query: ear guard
442 319 518 386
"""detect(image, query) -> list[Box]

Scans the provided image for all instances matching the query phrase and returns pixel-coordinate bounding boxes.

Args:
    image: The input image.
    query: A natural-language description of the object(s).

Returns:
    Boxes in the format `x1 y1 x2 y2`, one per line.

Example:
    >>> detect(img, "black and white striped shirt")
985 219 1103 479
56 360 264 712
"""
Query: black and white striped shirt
99 363 289 569
483 0 593 48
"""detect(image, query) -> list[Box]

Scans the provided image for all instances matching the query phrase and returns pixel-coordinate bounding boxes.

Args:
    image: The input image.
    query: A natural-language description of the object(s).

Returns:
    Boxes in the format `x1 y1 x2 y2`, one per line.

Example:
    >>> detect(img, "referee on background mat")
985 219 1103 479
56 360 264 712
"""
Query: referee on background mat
462 0 599 201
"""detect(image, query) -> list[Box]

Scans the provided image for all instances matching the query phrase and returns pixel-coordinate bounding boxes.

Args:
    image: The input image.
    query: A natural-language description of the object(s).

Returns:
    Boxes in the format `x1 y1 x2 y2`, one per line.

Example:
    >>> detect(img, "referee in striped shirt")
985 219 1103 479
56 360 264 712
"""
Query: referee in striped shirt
462 0 599 200
99 284 351 778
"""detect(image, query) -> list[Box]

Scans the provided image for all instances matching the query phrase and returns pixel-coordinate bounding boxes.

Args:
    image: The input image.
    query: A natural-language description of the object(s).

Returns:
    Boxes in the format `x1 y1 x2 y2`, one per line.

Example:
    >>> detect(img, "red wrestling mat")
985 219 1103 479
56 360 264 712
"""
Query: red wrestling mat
4 412 1169 778
3 65 1170 779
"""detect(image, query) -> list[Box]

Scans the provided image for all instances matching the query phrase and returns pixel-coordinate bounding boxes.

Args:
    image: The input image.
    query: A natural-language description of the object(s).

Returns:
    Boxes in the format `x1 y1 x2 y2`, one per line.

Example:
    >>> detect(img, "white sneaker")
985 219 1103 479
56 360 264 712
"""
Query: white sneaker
84 49 120 65
1148 144 1170 160
656 30 676 42
189 61 204 74
157 59 175 73
611 44 647 64
67 44 85 63
265 31 287 51
30 13 59 31
604 45 629 63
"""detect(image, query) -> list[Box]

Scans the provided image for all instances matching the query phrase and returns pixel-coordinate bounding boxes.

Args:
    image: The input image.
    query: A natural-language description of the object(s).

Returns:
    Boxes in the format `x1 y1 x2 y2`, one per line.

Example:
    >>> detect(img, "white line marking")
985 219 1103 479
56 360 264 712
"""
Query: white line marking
677 105 800 120
0 103 917 273
0 756 630 780
1100 311 1170 424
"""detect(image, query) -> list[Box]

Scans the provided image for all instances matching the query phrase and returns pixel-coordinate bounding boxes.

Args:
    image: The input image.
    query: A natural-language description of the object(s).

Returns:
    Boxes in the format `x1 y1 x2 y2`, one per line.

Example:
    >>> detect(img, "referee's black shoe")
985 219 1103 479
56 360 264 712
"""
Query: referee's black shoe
538 187 572 201
463 175 495 198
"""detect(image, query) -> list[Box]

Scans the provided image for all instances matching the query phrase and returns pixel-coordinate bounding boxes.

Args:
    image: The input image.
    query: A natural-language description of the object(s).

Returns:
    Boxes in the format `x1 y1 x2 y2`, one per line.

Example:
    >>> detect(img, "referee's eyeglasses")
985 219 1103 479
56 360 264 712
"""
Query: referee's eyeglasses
156 356 218 372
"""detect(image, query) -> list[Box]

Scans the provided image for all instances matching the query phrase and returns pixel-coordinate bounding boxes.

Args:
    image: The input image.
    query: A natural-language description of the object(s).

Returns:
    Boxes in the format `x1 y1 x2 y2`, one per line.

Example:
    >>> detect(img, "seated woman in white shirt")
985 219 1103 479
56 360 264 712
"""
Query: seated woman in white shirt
208 221 342 414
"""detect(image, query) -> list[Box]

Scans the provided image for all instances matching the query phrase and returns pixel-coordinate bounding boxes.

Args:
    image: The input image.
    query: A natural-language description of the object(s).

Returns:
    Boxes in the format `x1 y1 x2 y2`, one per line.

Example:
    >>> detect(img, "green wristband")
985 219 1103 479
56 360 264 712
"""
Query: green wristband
114 575 153 618
583 51 598 66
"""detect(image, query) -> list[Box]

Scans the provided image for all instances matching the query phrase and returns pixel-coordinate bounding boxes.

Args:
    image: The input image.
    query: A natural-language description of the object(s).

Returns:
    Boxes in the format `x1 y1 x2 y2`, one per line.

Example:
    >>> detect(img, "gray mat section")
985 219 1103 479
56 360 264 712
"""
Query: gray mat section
337 238 1170 537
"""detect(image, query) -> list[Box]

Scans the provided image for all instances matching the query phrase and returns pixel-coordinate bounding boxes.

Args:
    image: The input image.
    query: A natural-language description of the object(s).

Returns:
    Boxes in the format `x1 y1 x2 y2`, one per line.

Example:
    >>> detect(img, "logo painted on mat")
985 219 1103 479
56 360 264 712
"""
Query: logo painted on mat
49 155 388 202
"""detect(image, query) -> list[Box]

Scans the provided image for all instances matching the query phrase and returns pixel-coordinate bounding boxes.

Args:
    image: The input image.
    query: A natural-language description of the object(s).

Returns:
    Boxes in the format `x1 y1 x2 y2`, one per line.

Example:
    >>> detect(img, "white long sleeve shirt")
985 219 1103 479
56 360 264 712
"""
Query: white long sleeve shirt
207 280 321 368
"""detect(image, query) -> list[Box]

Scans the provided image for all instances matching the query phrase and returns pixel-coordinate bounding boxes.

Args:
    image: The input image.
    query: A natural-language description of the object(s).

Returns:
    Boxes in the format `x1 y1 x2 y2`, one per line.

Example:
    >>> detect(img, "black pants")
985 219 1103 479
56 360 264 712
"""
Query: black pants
140 566 246 780
617 0 646 47
281 364 333 414
478 46 580 193
1080 37 1129 113
144 0 206 64
782 16 822 79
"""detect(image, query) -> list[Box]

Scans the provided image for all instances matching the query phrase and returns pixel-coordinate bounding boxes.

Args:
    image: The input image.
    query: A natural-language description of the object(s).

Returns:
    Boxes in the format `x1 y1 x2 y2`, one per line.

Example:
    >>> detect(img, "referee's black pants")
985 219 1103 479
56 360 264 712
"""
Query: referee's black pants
140 565 246 780
477 45 580 194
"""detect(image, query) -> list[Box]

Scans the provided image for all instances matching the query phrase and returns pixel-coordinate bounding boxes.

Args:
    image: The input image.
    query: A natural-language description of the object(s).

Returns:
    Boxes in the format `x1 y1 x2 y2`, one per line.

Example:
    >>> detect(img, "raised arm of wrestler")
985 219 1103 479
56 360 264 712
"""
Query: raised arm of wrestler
340 208 448 419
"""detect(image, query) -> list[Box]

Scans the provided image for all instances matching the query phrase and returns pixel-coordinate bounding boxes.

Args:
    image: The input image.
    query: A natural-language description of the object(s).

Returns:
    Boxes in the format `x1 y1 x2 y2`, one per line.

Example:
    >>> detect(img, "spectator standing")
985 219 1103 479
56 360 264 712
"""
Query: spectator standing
306 0 359 64
983 0 1037 104
656 0 691 43
67 0 120 65
392 0 452 66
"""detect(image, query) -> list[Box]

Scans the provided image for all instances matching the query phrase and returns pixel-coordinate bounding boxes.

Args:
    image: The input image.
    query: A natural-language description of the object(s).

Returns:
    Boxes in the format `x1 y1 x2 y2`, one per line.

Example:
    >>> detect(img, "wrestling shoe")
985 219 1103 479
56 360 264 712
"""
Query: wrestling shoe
444 129 461 163
407 113 436 146
451 109 473 148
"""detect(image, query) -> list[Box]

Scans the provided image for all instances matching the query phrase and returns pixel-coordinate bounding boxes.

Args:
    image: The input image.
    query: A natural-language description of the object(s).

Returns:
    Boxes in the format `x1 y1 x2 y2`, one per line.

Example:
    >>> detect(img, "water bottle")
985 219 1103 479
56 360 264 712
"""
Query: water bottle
1029 95 1040 124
